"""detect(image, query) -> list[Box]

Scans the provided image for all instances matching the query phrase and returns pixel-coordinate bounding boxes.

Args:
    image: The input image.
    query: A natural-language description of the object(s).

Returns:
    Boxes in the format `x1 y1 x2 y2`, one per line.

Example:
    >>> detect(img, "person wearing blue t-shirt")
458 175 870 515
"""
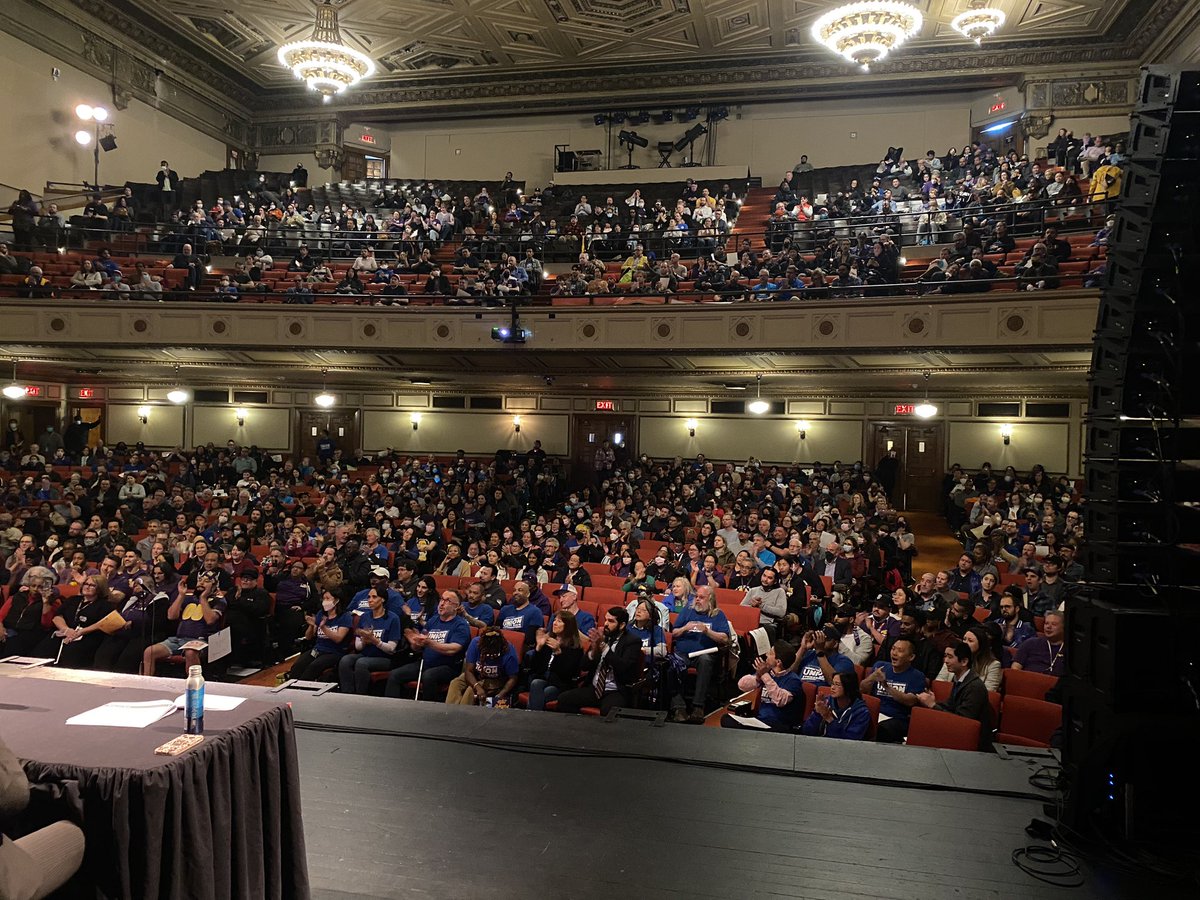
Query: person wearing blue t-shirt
553 585 594 634
801 670 871 740
791 624 856 687
446 628 520 706
863 636 928 743
404 575 440 625
626 596 667 659
350 567 405 618
337 588 405 694
459 581 496 628
289 588 352 681
497 581 545 644
667 585 730 723
721 641 805 731
385 589 471 699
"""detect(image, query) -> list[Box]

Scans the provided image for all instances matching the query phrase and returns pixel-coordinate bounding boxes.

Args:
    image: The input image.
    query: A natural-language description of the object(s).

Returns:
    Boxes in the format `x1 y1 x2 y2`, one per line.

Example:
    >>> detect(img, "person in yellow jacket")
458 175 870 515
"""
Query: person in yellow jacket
1088 163 1122 220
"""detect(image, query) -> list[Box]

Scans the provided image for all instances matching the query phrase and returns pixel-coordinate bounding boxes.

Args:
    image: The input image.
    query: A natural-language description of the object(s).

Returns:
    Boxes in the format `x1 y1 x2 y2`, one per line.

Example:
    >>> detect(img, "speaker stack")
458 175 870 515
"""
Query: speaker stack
1063 65 1200 845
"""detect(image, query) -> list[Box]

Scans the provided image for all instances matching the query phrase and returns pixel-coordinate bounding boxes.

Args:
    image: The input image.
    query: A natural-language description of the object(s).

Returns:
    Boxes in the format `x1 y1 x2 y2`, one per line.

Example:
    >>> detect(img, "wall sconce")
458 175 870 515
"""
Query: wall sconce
512 415 521 433
411 412 422 431
234 408 247 427
1000 423 1012 445
136 405 150 424
796 420 810 440
685 418 697 437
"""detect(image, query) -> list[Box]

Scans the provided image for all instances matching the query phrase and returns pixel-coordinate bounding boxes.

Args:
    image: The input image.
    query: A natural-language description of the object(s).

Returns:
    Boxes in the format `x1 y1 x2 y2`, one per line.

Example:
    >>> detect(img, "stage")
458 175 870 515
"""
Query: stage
1 668 1136 899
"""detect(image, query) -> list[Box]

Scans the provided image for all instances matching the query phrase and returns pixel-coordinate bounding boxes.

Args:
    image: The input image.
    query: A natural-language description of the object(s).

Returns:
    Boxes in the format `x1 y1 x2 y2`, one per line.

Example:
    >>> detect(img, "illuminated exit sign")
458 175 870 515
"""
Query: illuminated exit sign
989 100 1007 114
894 403 915 415
360 133 376 144
595 400 616 411
77 388 95 399
24 386 42 397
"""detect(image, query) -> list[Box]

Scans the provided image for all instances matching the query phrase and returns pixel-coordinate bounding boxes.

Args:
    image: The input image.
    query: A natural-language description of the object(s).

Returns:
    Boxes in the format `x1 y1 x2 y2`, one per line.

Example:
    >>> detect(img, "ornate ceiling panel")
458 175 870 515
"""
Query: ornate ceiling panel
103 0 1157 83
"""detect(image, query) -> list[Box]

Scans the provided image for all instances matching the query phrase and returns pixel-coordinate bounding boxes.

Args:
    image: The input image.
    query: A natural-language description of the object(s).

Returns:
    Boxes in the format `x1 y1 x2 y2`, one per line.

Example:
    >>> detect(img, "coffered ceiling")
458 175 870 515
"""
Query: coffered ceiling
70 0 1192 115
107 0 1140 83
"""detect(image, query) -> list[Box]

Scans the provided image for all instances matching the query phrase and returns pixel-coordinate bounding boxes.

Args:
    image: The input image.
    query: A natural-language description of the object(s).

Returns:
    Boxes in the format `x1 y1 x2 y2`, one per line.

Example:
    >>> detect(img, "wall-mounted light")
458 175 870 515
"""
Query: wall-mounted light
411 412 422 431
613 432 623 446
685 418 697 437
512 415 521 433
796 420 810 440
235 407 247 427
1000 423 1012 445
136 405 150 424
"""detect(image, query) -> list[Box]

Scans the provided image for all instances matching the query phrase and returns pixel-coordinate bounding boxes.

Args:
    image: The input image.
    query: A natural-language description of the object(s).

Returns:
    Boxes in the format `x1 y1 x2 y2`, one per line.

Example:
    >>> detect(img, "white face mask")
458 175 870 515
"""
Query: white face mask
322 599 336 612
654 556 666 566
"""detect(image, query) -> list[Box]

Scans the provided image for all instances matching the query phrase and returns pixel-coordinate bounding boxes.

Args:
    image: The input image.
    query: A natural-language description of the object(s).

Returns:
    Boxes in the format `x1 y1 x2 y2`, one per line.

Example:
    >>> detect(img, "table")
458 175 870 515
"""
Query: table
0 673 309 900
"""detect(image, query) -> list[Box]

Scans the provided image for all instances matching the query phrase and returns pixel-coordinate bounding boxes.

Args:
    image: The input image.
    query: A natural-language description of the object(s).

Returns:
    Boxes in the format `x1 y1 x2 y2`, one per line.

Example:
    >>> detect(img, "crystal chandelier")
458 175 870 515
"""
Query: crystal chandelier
278 0 375 98
951 3 1006 45
811 1 924 70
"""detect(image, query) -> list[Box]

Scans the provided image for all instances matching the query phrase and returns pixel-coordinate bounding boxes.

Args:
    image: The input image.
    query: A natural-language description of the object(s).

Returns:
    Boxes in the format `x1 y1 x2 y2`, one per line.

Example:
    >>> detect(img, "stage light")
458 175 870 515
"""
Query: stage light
75 130 92 146
75 104 94 120
91 106 108 122
594 113 606 126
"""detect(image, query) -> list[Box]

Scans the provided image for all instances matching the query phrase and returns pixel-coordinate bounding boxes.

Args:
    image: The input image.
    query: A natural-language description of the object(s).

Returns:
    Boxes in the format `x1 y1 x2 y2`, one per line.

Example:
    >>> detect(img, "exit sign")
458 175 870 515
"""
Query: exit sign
894 403 915 415
77 388 95 399
595 400 616 411
989 100 1006 114
24 385 42 397
360 133 376 144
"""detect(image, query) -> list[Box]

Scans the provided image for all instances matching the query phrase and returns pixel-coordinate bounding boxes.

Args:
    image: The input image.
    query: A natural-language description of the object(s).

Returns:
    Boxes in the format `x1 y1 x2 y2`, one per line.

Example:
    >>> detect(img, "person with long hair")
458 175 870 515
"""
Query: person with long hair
935 623 1001 691
44 574 116 668
405 575 440 625
289 588 352 681
447 626 519 706
525 611 584 711
801 670 870 740
1 567 60 655
721 640 804 731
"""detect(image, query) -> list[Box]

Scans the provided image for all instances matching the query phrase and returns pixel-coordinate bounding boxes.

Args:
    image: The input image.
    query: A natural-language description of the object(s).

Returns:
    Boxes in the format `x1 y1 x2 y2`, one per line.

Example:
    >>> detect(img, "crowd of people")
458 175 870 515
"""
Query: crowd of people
0 414 1075 746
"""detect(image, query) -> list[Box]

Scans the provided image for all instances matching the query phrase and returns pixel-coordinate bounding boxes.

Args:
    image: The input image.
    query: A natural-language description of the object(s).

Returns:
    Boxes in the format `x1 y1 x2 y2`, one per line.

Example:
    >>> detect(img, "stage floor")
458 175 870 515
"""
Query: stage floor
0 669 1134 899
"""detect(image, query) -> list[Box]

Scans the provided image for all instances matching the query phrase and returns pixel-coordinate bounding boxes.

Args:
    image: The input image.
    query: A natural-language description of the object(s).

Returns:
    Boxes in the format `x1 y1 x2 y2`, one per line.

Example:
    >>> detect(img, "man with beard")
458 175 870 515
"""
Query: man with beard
555 607 643 715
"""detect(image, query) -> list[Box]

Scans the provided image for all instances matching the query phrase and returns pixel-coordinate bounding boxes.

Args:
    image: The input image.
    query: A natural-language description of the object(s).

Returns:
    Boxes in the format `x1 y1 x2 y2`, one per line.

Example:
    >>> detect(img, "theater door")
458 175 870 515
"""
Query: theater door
869 422 944 512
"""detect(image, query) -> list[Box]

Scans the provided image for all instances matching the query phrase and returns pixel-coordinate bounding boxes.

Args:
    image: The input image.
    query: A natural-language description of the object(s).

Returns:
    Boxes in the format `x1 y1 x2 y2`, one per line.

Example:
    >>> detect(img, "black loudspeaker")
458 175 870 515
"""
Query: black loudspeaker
1069 65 1200 849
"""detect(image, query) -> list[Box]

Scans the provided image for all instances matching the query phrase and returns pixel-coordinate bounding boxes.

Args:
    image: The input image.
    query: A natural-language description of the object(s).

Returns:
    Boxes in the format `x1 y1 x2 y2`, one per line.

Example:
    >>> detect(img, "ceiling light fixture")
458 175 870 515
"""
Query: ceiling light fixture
166 364 188 404
748 374 770 416
811 1 924 71
278 0 376 98
2 360 25 400
951 3 1006 45
913 371 938 419
314 367 336 408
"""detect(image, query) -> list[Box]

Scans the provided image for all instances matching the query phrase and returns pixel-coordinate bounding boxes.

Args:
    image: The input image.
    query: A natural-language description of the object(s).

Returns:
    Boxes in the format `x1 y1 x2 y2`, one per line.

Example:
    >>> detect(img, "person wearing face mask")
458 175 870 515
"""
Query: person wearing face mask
645 547 680 584
289 588 353 681
155 160 180 221
820 541 853 586
62 414 101 461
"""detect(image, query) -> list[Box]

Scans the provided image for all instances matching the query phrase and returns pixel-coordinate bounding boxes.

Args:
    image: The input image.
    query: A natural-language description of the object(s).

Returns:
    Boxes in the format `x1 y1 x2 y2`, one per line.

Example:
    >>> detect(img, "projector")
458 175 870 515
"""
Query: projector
491 325 532 344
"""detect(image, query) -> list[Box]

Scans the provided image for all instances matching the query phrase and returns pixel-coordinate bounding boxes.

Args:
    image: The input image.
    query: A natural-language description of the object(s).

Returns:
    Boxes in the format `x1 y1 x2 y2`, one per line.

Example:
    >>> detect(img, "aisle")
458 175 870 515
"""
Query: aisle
900 510 964 575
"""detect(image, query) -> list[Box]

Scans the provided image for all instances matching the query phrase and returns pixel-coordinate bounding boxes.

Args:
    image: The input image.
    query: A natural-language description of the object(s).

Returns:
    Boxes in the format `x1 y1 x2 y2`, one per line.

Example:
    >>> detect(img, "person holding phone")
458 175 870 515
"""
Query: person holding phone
142 578 227 676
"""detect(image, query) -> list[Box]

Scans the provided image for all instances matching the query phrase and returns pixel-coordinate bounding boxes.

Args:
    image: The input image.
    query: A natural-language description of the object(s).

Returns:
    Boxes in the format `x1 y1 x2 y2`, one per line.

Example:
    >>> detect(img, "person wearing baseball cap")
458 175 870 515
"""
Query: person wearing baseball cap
790 623 856 687
349 565 404 618
225 566 272 666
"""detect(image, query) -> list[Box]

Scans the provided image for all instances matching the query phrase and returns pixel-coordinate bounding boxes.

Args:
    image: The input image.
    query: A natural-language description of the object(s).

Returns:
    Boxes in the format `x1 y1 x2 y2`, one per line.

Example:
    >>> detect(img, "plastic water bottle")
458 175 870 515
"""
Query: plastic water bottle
185 665 205 735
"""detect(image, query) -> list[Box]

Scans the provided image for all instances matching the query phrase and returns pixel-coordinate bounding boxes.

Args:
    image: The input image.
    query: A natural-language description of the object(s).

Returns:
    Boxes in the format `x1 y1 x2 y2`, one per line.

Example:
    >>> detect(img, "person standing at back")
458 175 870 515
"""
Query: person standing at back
156 160 180 221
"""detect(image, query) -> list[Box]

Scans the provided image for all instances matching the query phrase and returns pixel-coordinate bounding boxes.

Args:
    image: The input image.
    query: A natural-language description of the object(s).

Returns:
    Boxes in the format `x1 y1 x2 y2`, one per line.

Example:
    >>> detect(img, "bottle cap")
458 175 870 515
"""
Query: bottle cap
188 665 203 676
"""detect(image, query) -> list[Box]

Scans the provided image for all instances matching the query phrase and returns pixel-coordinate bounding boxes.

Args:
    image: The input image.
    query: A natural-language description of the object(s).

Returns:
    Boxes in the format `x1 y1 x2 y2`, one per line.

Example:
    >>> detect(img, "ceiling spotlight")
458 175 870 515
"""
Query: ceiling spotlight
748 374 770 415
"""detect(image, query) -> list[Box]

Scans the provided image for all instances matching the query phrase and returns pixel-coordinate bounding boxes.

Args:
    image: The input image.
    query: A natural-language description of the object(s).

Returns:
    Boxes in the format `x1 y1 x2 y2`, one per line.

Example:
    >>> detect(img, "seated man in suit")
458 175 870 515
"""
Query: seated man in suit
555 606 643 715
916 641 992 749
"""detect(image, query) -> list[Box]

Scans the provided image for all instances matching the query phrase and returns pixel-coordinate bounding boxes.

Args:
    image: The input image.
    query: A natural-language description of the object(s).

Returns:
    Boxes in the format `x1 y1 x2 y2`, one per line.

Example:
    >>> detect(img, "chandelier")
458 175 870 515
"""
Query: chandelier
811 1 924 70
951 3 1006 45
278 0 375 98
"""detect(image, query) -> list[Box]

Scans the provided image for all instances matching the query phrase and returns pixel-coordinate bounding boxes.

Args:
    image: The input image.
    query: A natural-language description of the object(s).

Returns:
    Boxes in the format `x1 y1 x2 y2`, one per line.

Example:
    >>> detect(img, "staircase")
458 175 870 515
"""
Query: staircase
727 186 775 246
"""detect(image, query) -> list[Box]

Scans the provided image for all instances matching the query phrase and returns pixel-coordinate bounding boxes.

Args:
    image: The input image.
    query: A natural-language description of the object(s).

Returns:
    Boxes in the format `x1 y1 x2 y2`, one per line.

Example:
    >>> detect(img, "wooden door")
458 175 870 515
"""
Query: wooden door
298 409 359 461
870 422 944 512
342 150 367 183
570 414 635 486
67 405 104 452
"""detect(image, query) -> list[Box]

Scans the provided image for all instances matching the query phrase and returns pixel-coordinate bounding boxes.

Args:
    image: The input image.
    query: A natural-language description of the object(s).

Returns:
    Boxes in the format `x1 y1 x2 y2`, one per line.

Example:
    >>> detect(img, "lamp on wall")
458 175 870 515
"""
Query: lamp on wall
685 418 697 437
1000 423 1012 445
796 420 810 440
411 412 422 431
136 406 150 424
512 416 522 433
235 408 248 427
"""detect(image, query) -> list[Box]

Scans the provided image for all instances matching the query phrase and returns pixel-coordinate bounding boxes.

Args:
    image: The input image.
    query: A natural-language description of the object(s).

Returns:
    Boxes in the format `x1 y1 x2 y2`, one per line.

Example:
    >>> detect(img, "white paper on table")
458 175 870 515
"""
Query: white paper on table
725 713 770 729
66 700 177 728
172 692 245 712
0 656 54 668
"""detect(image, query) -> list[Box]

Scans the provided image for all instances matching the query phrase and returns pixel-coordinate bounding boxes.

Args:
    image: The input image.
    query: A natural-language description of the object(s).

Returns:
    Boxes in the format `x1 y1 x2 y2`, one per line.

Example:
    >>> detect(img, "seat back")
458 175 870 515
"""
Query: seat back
1002 667 1058 700
816 686 881 741
907 707 981 751
501 628 525 659
997 695 1062 747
